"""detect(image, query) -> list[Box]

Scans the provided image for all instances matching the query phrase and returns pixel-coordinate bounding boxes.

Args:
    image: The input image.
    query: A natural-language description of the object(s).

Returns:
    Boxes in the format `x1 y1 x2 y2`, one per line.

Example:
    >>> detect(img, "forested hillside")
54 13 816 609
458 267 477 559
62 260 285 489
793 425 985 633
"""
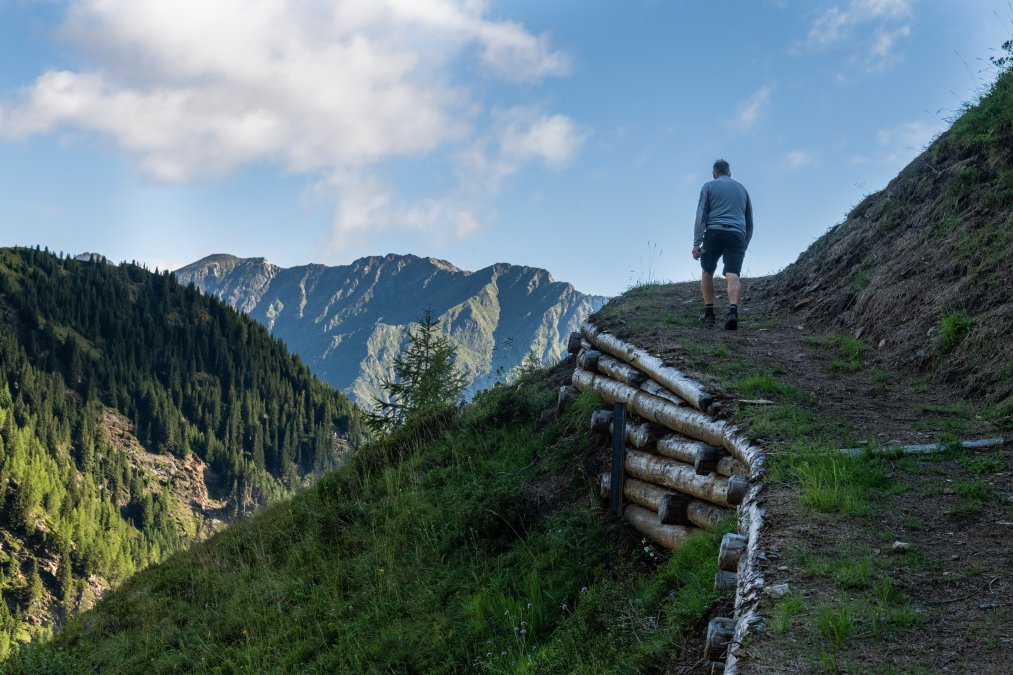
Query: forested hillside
0 247 364 654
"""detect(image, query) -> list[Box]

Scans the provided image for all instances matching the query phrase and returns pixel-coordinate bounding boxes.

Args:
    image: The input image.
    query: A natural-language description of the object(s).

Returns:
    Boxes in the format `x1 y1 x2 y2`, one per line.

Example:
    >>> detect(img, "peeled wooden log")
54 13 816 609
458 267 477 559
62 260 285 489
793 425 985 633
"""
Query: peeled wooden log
590 409 613 434
704 617 736 661
640 379 686 405
622 504 698 550
582 322 713 410
601 475 691 526
576 349 603 371
573 368 725 446
556 385 578 413
726 475 749 506
626 422 666 449
714 570 738 592
567 331 583 354
572 367 764 471
660 497 732 532
655 435 746 478
719 533 747 571
596 353 648 387
624 449 735 507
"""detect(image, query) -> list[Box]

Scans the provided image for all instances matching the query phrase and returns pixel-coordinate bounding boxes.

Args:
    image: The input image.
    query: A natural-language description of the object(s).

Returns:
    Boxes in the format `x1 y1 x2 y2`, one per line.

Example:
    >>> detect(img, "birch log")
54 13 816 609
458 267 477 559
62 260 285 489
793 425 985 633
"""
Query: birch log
659 494 732 531
567 331 583 354
601 475 691 526
572 367 764 470
625 449 735 507
625 422 667 449
623 504 698 550
573 368 727 448
714 570 738 592
596 353 649 387
576 349 603 372
719 534 747 571
656 436 744 477
705 617 736 661
556 385 578 413
590 409 613 434
639 379 687 405
582 322 713 410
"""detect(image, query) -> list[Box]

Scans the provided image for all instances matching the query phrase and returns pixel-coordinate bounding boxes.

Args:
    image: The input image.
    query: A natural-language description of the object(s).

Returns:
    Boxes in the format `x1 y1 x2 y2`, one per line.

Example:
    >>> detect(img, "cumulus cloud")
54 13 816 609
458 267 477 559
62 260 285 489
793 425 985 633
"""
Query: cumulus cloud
0 0 581 251
800 0 913 72
733 86 772 131
784 150 818 170
850 119 943 165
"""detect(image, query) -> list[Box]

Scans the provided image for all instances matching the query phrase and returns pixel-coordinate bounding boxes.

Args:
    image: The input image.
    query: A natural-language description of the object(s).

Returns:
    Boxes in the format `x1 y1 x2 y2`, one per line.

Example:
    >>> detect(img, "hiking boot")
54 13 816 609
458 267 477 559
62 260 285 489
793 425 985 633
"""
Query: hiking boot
699 309 715 327
724 307 738 331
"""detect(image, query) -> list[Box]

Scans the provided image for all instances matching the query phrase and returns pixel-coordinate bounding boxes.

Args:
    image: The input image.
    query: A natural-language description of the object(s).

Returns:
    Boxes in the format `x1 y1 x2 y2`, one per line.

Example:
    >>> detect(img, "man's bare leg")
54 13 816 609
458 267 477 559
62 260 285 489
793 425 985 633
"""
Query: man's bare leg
726 273 741 305
701 271 715 305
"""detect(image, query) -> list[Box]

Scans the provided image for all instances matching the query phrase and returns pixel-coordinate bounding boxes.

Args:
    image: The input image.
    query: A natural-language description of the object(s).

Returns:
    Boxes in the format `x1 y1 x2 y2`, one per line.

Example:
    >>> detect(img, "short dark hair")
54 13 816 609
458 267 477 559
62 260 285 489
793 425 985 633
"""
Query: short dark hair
713 159 731 176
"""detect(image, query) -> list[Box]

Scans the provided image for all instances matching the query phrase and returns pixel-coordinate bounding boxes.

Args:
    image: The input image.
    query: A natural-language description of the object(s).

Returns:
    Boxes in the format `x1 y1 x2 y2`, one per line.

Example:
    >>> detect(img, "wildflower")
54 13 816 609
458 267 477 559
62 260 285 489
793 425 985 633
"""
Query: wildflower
520 621 527 627
526 602 533 609
503 610 510 616
580 586 588 593
514 626 519 632
520 629 527 635
668 591 676 598
501 651 507 657
486 652 492 658
561 603 569 612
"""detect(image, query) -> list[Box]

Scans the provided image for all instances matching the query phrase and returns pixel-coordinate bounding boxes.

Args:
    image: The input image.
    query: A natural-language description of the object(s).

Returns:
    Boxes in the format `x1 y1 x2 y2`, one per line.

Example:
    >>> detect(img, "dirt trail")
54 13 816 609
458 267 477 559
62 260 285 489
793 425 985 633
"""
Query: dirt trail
593 279 1012 674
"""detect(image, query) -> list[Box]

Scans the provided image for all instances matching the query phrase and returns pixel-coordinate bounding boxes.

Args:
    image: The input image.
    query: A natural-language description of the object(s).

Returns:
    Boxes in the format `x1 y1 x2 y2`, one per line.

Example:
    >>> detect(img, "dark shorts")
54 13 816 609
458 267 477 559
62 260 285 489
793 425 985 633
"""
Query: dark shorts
700 229 747 276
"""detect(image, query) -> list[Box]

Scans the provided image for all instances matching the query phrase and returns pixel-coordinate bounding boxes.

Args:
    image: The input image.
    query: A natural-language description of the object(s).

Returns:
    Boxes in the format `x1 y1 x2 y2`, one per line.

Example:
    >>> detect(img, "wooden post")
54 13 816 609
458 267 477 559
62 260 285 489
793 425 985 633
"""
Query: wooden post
576 349 603 372
713 570 737 592
719 533 747 571
709 662 726 675
590 409 613 434
567 331 583 354
726 475 749 506
556 385 578 414
610 402 626 515
704 617 736 661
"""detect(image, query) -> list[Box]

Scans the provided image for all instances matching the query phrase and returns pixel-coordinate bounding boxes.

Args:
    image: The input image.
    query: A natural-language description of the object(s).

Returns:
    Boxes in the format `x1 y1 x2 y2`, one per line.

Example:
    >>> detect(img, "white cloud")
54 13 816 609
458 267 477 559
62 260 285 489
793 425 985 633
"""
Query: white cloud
733 86 772 131
0 0 579 253
850 119 944 165
322 106 586 254
800 0 913 72
784 150 818 170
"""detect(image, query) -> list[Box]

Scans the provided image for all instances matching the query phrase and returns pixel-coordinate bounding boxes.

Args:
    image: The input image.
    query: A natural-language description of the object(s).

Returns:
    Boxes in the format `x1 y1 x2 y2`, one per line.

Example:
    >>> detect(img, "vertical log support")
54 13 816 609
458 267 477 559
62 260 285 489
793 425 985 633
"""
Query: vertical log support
610 402 626 515
705 617 736 661
567 331 583 354
590 409 614 434
714 570 738 592
719 534 747 571
556 385 578 414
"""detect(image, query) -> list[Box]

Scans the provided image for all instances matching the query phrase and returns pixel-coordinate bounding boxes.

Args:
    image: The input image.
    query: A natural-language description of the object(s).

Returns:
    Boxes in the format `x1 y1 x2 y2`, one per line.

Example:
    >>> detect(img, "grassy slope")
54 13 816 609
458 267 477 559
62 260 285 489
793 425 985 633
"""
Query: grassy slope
8 373 733 674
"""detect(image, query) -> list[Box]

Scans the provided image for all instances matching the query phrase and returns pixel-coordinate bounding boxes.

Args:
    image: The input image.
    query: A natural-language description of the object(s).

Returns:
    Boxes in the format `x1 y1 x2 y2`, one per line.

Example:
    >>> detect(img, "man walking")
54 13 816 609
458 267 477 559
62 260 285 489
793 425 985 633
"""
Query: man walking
692 159 753 330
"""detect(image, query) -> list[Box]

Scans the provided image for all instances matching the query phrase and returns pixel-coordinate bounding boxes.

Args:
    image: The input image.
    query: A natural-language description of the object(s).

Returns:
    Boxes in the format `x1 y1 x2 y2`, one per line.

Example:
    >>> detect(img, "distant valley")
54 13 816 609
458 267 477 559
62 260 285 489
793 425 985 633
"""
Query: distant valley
176 254 608 403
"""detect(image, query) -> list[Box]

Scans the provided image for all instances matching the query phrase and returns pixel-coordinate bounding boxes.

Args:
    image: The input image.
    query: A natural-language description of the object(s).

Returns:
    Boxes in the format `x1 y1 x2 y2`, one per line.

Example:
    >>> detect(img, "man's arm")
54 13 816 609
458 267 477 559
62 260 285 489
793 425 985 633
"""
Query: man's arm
693 185 709 247
744 192 753 247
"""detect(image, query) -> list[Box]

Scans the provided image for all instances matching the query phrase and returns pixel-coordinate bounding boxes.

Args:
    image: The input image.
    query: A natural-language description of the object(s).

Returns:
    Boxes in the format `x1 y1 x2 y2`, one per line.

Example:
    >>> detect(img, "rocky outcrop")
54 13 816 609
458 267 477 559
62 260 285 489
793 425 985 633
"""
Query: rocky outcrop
177 253 607 403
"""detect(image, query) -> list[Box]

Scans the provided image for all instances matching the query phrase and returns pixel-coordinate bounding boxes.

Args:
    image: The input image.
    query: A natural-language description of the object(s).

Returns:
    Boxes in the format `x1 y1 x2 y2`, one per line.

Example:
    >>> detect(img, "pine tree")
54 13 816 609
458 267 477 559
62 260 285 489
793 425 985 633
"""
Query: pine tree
368 308 467 433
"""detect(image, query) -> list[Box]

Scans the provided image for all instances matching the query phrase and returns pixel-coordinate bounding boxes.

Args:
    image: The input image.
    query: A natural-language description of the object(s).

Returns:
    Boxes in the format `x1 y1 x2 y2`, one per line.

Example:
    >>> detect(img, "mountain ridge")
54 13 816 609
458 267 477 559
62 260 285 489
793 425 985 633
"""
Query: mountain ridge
176 253 608 402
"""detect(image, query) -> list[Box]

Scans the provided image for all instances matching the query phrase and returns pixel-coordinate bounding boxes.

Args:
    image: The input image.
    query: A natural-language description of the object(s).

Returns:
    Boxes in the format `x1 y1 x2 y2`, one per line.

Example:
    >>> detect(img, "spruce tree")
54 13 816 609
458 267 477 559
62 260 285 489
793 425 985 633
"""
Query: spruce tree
368 308 467 433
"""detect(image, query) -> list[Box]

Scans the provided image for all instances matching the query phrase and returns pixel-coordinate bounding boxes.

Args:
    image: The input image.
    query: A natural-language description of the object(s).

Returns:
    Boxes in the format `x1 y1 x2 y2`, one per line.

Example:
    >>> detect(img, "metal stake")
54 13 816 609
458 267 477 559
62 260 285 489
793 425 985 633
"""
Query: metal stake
610 402 626 515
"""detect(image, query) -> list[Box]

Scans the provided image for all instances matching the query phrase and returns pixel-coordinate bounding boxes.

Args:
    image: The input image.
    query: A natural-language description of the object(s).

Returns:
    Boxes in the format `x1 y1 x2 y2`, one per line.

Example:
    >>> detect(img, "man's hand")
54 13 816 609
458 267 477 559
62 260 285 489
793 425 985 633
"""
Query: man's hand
691 245 702 260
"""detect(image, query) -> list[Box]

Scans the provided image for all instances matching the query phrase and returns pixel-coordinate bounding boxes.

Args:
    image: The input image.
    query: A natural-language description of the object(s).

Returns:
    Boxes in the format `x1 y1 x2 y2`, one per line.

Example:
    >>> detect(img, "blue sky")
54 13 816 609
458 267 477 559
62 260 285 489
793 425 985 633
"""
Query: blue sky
1 1 1010 297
